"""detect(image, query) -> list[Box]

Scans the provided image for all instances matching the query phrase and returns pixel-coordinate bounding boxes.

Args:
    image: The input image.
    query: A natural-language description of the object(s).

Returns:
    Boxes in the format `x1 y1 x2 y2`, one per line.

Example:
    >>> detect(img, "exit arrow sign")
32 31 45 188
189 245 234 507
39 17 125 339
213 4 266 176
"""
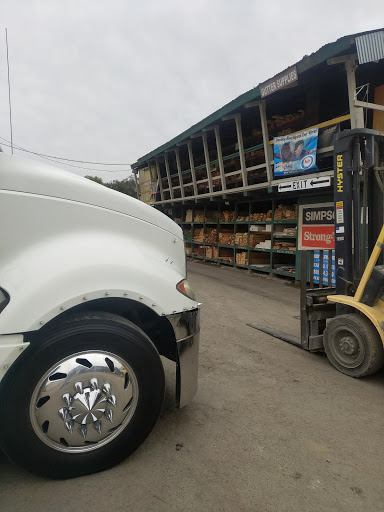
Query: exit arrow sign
278 176 331 193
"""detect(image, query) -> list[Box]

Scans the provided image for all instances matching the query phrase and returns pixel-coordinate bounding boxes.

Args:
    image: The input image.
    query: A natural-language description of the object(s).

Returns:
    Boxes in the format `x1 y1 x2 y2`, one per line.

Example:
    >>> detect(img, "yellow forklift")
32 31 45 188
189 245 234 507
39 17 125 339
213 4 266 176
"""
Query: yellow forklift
251 128 384 377
322 129 384 376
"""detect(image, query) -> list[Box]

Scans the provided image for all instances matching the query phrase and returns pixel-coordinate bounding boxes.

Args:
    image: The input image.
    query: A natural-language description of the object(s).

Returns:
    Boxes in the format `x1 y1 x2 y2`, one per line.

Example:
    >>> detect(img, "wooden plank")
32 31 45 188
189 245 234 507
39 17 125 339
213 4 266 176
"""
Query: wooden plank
187 141 198 196
234 114 248 187
345 59 364 128
259 101 272 183
355 99 384 113
202 132 213 193
155 159 164 201
267 114 352 144
174 147 185 198
373 85 384 130
214 126 226 190
164 152 174 199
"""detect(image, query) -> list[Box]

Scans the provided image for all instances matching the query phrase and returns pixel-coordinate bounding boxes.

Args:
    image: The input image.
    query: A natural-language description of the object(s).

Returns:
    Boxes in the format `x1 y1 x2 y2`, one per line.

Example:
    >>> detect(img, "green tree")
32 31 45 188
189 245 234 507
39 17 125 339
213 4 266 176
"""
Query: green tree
107 177 137 198
85 175 137 198
85 175 104 185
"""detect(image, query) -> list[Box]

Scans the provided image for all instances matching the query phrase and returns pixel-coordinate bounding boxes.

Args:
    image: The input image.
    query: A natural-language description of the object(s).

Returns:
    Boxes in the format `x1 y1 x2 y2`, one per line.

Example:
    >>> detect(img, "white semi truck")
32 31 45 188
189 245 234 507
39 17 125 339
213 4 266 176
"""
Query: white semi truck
0 152 200 478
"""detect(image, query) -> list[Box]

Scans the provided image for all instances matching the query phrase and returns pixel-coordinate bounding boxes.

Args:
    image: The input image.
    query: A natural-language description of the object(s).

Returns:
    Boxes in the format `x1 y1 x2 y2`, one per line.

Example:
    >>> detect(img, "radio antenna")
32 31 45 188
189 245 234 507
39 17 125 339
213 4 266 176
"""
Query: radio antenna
5 28 14 154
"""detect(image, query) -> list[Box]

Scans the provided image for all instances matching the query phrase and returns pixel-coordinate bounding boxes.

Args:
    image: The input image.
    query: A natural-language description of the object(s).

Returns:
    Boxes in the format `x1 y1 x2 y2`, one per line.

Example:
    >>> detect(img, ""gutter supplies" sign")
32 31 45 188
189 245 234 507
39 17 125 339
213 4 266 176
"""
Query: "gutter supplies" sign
298 202 335 250
260 65 298 98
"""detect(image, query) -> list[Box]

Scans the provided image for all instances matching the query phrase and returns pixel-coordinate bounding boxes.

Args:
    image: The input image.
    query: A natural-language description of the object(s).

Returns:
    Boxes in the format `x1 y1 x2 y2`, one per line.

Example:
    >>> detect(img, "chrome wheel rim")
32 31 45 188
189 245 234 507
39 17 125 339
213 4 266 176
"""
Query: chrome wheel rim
30 351 139 453
330 327 365 368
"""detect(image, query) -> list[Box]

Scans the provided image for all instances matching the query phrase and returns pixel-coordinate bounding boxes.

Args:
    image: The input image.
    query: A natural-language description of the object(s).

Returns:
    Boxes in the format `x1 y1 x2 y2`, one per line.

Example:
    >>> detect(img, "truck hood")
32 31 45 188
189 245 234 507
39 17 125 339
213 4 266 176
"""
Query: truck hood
0 153 182 239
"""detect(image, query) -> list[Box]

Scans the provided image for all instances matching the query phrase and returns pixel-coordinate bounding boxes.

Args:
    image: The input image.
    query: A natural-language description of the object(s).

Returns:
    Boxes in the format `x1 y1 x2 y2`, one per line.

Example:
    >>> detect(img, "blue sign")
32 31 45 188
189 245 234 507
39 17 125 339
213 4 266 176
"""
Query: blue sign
313 250 335 286
274 128 318 177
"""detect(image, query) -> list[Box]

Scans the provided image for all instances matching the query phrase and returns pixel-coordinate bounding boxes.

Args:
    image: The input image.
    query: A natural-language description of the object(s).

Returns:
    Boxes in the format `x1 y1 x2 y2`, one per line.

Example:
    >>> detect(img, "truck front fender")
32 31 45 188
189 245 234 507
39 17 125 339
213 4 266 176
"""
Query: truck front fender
0 194 197 334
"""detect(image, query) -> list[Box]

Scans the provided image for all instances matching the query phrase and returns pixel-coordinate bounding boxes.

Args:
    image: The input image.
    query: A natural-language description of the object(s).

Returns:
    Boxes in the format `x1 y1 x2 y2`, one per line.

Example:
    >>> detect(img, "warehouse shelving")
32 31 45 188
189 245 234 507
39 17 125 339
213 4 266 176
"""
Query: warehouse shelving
168 198 298 279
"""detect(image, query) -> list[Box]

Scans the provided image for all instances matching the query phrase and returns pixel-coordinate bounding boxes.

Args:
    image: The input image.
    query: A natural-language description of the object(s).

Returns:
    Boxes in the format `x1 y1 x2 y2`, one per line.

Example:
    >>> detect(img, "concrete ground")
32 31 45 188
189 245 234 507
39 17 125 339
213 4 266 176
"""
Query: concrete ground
1 261 383 512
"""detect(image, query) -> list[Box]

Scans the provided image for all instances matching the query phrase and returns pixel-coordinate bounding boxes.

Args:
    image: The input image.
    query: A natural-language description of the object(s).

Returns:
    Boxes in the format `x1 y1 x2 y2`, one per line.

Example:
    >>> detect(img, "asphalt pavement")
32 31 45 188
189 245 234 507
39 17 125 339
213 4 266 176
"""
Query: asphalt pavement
1 261 383 512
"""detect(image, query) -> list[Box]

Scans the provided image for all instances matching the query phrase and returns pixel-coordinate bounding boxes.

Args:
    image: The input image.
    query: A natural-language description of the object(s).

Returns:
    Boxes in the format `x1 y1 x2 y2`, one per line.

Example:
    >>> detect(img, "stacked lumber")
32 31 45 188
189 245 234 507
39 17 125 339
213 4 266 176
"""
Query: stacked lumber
249 233 270 247
235 232 248 247
193 228 204 243
204 229 218 244
250 224 272 232
185 209 193 222
204 211 219 223
219 248 234 263
220 210 235 222
249 253 270 267
194 210 205 222
236 252 248 265
273 241 296 251
274 227 297 237
274 204 297 220
211 169 221 186
255 239 272 249
219 229 234 246
268 110 304 135
250 210 272 222
205 246 218 259
185 245 192 255
236 215 249 222
244 149 264 168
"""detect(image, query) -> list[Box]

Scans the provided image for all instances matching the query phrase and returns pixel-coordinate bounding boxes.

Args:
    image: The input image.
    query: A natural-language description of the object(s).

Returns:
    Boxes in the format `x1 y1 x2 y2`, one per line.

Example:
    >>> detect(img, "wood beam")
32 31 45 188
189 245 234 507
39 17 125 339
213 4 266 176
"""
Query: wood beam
258 101 273 184
234 114 248 187
202 132 213 193
155 159 164 201
214 126 226 191
187 141 198 196
345 58 364 129
354 100 384 112
174 147 185 198
133 171 139 200
164 152 174 199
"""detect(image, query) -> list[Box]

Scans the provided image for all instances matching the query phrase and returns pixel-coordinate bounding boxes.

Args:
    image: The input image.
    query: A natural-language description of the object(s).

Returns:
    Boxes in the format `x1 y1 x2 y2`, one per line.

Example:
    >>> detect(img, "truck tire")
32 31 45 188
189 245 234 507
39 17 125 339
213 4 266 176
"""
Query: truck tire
323 313 384 377
0 312 165 478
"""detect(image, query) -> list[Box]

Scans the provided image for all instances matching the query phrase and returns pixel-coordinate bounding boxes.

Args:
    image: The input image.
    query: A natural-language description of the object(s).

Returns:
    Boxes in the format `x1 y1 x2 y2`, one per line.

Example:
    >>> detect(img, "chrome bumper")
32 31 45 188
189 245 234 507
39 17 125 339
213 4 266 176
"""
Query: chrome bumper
166 308 200 408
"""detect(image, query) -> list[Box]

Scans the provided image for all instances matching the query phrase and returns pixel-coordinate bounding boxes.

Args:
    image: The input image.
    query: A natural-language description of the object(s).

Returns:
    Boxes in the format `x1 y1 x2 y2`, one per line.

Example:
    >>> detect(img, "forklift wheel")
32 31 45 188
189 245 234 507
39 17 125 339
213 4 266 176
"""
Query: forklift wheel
324 314 384 377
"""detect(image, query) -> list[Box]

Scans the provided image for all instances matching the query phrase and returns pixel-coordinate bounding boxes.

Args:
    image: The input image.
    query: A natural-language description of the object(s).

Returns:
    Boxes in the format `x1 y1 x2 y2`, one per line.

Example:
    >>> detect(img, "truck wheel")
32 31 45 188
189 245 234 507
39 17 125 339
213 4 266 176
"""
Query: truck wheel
0 312 165 478
323 314 384 377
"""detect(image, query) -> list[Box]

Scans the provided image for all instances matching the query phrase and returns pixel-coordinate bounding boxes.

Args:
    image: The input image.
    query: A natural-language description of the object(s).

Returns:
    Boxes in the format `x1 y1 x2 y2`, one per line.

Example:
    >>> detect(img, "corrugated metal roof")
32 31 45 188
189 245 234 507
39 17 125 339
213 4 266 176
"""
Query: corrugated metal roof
133 28 383 169
356 30 384 64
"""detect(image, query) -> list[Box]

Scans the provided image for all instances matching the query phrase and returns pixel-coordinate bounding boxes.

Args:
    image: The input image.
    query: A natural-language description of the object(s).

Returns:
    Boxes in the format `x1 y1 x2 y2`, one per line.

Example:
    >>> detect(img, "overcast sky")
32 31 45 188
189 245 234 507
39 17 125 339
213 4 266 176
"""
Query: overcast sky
0 1 383 181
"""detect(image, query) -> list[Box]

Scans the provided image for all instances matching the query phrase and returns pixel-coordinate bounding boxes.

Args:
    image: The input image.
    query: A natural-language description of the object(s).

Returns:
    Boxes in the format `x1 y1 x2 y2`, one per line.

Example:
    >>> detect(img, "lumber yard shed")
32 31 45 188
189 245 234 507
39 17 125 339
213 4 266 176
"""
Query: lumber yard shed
132 29 384 281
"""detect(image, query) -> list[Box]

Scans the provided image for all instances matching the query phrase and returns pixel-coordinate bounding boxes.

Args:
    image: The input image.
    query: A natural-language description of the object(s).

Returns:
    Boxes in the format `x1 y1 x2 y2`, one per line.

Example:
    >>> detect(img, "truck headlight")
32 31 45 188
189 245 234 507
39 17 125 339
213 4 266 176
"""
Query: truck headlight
0 288 10 313
176 279 196 301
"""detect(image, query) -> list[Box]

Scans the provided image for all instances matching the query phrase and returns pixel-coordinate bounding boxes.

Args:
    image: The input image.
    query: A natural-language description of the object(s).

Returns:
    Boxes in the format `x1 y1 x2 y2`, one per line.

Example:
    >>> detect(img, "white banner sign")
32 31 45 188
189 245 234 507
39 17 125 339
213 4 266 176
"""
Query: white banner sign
278 176 331 193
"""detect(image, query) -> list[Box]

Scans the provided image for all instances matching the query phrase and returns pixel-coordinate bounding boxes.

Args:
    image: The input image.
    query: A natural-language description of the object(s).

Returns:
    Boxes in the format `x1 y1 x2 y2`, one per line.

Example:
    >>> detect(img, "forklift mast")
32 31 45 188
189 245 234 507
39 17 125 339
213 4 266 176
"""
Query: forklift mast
333 129 384 297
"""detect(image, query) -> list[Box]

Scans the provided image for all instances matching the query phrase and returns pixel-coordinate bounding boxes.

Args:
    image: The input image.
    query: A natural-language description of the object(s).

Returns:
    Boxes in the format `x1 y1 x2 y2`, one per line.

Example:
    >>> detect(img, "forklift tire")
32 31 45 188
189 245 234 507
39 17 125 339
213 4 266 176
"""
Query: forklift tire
323 313 384 377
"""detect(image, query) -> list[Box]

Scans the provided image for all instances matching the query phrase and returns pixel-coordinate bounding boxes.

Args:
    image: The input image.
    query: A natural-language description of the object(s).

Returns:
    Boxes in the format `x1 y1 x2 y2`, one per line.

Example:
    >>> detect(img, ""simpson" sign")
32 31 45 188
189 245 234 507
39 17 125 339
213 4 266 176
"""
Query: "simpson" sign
298 203 335 250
